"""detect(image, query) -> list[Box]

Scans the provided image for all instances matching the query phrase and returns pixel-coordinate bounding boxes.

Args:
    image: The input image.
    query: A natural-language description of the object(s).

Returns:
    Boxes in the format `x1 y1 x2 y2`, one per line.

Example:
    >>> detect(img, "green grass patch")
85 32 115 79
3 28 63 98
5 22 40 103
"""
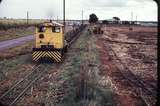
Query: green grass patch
0 41 33 60
0 27 35 41
0 54 32 81
45 28 114 106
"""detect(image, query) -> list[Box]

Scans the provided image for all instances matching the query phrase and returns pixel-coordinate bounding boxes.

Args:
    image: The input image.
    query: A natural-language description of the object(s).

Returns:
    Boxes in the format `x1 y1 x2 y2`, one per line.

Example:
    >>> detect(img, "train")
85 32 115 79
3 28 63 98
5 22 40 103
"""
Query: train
32 21 68 62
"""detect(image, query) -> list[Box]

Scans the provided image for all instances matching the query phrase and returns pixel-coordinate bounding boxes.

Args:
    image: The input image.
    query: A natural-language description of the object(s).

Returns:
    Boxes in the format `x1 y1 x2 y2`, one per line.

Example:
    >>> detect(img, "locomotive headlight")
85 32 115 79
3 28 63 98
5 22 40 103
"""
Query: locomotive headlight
39 34 44 39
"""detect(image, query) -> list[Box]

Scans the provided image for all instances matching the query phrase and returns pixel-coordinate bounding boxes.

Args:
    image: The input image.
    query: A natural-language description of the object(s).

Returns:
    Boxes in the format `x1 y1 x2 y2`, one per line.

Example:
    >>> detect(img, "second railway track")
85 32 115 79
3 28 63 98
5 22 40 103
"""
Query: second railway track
105 43 157 106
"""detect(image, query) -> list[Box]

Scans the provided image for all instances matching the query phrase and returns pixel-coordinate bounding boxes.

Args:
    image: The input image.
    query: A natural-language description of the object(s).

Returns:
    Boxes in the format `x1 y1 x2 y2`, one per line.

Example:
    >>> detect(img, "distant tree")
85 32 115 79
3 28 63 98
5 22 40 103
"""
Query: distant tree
122 21 130 25
113 17 120 24
113 17 120 21
89 13 98 24
131 21 135 25
102 20 109 24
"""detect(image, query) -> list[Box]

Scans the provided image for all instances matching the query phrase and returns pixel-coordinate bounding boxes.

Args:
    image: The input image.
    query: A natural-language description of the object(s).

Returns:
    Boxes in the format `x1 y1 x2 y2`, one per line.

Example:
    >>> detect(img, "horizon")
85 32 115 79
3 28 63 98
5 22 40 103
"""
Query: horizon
0 18 158 22
0 0 158 21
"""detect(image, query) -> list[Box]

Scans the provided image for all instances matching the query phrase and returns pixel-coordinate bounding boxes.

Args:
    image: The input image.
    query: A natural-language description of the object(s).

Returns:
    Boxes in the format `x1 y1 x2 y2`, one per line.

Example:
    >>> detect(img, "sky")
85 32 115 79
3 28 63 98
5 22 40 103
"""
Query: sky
0 0 158 21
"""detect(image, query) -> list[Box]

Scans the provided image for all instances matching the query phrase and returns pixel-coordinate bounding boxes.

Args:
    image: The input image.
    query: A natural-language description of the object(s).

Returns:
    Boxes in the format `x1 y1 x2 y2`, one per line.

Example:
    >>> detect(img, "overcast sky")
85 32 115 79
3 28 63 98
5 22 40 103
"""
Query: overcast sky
0 0 158 21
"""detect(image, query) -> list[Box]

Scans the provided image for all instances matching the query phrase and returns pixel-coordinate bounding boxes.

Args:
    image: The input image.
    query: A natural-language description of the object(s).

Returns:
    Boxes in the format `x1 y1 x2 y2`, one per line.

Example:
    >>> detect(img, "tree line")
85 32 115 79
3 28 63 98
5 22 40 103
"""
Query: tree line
89 13 136 25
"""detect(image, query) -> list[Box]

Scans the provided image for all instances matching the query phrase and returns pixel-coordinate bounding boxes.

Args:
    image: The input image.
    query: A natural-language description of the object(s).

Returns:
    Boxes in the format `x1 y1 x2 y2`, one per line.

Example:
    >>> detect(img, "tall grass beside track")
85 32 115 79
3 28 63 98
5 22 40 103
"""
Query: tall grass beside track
0 41 33 81
43 29 114 106
0 28 114 106
0 19 46 30
0 19 46 41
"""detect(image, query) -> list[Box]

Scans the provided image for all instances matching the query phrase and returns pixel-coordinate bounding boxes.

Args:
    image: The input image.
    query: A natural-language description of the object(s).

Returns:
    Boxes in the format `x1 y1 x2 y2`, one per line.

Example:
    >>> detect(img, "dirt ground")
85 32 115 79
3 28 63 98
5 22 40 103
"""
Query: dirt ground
97 25 157 106
15 28 114 106
0 27 114 106
0 25 157 106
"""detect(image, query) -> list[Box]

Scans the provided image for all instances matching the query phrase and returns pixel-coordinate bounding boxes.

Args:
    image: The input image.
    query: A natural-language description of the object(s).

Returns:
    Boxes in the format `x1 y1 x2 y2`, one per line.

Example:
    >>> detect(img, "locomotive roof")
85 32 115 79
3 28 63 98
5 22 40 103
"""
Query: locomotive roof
38 21 64 27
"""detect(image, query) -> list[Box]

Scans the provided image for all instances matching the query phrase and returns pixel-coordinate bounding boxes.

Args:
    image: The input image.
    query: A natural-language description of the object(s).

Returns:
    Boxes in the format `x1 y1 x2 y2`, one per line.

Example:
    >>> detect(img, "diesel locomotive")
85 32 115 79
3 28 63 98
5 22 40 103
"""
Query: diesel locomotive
32 21 67 62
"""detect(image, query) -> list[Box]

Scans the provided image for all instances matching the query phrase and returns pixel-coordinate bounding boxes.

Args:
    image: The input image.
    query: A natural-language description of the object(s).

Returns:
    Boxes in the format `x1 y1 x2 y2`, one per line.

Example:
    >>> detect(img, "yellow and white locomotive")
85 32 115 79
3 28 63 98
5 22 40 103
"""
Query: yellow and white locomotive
32 21 67 62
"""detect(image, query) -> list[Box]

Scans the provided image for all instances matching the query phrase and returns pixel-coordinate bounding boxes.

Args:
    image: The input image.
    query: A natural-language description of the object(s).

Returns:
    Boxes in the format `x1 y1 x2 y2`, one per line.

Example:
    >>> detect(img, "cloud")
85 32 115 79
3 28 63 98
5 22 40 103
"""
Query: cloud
0 0 157 21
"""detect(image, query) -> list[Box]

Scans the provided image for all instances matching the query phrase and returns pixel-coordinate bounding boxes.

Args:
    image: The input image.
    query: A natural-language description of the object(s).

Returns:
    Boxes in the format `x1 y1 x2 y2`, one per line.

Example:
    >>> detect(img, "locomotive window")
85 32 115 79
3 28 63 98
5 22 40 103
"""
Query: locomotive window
38 26 45 32
52 26 61 33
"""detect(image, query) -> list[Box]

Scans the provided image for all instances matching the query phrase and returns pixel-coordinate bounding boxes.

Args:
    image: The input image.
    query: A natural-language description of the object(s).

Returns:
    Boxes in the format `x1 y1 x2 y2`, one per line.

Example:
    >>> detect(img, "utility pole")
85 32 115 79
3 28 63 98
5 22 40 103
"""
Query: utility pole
63 0 65 32
82 10 84 25
136 15 137 24
57 16 58 22
27 11 29 24
131 12 133 25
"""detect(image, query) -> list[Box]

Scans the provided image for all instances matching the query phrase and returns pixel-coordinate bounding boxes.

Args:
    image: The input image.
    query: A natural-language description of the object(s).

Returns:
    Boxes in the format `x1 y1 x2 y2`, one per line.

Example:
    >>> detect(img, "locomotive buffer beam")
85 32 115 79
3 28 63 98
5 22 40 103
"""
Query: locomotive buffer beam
32 48 63 62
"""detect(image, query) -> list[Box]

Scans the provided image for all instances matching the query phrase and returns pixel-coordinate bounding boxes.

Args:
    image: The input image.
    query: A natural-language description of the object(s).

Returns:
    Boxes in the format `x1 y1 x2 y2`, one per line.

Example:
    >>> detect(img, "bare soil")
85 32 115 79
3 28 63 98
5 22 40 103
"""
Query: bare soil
97 25 157 106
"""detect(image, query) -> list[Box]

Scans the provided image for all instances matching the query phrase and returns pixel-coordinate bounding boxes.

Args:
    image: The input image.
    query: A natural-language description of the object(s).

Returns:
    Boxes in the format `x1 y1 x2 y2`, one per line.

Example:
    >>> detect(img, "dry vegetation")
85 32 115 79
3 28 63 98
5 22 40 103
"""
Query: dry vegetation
0 24 157 106
97 25 157 106
0 41 34 82
0 19 47 41
0 19 46 25
15 28 114 106
0 27 35 41
0 41 33 60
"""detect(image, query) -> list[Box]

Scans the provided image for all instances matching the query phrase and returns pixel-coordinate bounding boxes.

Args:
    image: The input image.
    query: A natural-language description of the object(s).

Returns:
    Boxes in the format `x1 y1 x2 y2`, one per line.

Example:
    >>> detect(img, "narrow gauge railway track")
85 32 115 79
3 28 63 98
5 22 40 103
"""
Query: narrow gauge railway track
66 25 86 46
0 25 87 106
0 64 51 106
102 38 157 46
105 43 157 106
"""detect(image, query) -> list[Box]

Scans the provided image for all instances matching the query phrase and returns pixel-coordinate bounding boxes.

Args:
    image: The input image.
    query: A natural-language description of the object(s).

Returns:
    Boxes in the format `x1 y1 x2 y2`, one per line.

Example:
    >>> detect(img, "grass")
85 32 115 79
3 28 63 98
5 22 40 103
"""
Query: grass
0 27 114 106
42 28 114 106
0 27 35 41
0 41 34 60
0 41 34 80
0 19 47 41
0 54 32 81
0 19 46 25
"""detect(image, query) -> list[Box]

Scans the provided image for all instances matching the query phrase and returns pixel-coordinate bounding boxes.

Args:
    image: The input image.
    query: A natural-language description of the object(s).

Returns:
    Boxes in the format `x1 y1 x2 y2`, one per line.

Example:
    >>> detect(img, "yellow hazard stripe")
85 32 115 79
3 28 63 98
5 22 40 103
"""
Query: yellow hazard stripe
33 51 43 61
32 51 40 58
37 51 45 60
46 52 52 58
52 51 61 62
33 51 42 61
49 52 61 62
56 51 62 57
32 51 62 62
48 51 60 62
32 51 41 61
32 52 37 56
54 51 61 59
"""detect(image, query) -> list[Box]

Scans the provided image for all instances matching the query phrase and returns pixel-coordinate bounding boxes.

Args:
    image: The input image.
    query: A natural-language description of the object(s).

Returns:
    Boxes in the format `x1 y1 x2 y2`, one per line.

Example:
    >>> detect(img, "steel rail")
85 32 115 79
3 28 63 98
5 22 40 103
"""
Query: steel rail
106 44 156 106
0 64 41 100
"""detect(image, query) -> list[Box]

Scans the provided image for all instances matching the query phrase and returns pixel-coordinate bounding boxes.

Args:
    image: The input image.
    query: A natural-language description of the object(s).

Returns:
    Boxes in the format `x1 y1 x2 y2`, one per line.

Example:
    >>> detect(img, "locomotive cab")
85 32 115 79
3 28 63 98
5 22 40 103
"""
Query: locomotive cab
32 21 67 62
